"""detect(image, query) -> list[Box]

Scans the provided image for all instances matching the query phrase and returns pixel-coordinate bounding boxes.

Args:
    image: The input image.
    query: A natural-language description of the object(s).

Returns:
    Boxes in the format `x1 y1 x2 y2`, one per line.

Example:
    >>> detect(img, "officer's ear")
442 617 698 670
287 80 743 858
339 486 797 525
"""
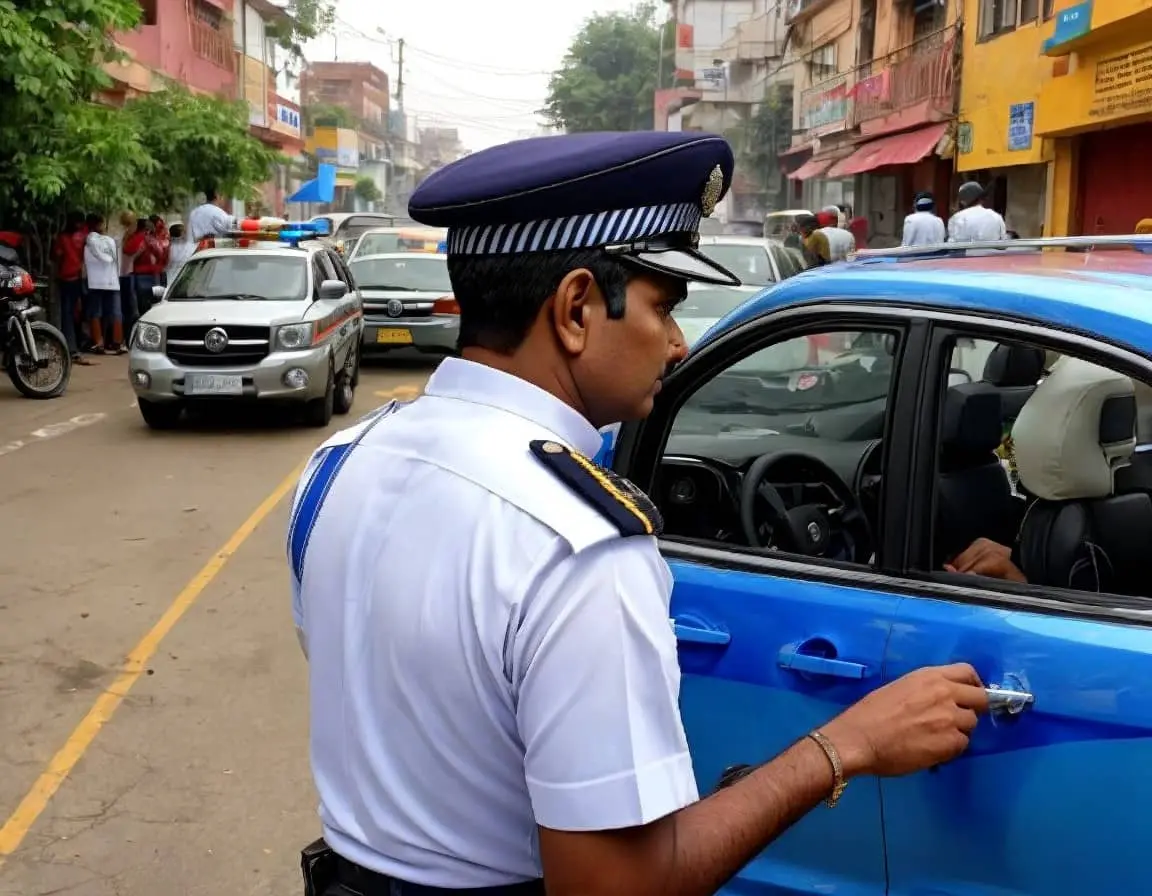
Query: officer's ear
550 267 597 355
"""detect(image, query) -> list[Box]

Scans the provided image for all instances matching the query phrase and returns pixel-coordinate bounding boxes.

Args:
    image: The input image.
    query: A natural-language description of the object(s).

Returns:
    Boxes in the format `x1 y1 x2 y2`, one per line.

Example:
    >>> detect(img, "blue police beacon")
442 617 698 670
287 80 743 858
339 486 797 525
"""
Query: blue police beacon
292 131 741 896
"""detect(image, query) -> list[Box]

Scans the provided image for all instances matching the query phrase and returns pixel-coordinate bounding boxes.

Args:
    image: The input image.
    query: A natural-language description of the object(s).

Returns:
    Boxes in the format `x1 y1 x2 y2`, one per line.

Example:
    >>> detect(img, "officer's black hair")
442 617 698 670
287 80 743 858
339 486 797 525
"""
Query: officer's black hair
204 186 219 203
448 250 632 354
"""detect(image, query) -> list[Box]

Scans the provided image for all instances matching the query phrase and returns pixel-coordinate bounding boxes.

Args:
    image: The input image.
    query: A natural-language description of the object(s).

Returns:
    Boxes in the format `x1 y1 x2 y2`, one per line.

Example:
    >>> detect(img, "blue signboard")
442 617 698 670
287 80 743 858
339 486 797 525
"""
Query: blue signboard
1042 0 1092 53
1008 101 1035 151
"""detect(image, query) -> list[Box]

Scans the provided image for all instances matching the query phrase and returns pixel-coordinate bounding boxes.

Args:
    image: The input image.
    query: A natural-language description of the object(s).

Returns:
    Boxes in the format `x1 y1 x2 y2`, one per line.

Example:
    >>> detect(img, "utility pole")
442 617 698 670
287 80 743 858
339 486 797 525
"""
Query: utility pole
396 38 405 109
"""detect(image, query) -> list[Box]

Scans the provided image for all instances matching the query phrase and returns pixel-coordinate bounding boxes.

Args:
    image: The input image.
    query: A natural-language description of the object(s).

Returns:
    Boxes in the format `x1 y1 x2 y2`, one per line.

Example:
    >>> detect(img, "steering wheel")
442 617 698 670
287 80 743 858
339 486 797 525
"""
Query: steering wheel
739 451 872 562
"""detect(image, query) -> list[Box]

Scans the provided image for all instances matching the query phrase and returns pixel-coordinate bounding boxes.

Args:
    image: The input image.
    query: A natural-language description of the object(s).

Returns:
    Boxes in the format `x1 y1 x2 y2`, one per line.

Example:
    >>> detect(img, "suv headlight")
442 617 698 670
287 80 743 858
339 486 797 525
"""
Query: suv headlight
135 322 162 352
275 322 316 350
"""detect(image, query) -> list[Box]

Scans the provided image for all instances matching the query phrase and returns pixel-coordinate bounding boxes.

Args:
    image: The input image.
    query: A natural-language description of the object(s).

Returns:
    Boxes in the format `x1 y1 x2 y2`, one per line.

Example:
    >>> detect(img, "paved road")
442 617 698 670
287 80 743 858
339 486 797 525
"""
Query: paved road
0 355 436 895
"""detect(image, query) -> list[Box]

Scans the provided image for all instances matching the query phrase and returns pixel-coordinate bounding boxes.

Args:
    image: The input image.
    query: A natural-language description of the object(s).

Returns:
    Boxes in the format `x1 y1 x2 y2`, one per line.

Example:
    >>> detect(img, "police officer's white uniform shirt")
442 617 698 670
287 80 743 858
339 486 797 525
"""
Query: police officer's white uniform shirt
901 211 946 246
289 358 698 887
187 202 236 242
947 205 1007 243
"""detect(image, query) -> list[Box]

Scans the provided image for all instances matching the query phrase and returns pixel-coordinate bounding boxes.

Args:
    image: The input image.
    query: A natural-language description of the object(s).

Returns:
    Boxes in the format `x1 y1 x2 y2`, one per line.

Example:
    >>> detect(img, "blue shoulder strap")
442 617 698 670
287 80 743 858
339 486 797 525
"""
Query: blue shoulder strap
287 401 402 586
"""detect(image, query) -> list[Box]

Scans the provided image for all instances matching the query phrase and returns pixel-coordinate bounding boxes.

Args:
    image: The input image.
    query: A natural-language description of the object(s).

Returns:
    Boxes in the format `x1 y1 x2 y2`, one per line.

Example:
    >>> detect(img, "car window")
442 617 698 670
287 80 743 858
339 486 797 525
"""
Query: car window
698 243 776 286
338 215 395 243
659 327 899 568
931 333 1152 600
329 251 355 287
316 251 339 282
354 233 402 257
167 255 308 301
772 244 805 279
349 256 451 292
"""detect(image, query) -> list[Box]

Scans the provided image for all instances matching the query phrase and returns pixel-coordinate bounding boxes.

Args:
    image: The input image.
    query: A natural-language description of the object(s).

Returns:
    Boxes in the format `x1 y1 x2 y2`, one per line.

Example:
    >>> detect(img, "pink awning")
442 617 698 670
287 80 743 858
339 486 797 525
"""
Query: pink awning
788 157 834 181
825 123 949 178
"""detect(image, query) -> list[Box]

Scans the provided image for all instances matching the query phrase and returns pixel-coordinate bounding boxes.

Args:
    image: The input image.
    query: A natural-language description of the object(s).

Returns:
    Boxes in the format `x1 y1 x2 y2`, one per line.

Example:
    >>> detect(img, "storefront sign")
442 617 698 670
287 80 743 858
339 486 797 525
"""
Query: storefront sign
275 104 301 137
1050 0 1092 49
1091 42 1152 119
803 81 849 133
1008 102 1034 151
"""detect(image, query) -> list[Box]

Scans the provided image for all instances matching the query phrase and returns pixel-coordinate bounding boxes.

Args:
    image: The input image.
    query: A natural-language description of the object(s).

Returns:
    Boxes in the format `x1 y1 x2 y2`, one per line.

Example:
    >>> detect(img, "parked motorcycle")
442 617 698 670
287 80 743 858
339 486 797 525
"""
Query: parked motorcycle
0 253 71 399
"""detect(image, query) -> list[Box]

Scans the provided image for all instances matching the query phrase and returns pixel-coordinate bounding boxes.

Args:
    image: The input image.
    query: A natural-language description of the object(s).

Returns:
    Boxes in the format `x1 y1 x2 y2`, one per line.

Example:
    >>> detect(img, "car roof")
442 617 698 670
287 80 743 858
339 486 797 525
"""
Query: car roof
191 245 317 259
708 247 1152 353
699 235 777 247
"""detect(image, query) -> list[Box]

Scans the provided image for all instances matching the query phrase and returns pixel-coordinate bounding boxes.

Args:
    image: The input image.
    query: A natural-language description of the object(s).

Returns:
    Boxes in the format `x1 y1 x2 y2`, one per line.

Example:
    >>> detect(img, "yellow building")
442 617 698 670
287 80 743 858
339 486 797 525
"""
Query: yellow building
958 0 1152 236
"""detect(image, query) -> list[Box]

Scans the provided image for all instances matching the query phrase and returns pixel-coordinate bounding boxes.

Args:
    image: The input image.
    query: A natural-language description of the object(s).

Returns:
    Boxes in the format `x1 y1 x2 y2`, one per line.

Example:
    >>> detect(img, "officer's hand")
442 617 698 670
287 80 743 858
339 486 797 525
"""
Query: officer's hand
821 663 989 777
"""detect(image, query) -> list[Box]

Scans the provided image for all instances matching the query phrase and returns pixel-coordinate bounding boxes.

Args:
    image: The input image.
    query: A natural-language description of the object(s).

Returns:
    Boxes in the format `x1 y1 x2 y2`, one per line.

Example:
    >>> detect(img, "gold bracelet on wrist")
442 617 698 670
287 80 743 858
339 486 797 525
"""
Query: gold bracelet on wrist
807 729 847 808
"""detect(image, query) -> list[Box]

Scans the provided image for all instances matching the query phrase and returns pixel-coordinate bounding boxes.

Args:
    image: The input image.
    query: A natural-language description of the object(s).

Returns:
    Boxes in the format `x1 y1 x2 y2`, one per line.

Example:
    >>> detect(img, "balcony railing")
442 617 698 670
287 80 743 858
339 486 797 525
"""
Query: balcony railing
190 20 232 70
852 28 956 127
786 0 836 24
800 71 854 136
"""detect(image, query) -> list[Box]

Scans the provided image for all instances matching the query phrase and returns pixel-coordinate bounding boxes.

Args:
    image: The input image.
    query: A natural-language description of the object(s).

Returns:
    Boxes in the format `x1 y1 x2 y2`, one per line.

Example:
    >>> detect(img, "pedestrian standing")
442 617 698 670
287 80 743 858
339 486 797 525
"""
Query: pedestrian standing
901 192 947 247
165 222 194 284
83 215 124 354
287 131 989 896
188 186 238 247
947 181 1007 243
132 218 164 317
51 212 92 365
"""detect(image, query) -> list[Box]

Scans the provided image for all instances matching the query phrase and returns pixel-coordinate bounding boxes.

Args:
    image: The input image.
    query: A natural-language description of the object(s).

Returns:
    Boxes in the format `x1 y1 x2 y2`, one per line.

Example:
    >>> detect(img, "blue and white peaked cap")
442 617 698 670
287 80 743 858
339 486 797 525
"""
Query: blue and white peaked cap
408 131 741 286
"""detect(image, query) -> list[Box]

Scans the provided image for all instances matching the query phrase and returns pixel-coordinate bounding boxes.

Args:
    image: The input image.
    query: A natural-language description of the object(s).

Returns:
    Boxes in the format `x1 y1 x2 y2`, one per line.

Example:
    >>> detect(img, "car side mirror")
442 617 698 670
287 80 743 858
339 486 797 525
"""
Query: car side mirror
152 285 166 301
318 279 346 301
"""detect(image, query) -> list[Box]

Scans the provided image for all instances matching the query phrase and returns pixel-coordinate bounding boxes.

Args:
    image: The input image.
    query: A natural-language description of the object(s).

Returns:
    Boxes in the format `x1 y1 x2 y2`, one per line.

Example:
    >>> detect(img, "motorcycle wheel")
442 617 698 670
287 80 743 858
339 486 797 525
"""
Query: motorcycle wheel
6 321 71 399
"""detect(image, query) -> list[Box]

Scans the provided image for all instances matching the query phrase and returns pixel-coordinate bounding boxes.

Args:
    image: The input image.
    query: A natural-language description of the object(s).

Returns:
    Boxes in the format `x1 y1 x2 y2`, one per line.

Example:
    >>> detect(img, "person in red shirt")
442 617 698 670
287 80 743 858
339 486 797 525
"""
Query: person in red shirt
149 215 171 285
51 212 93 365
124 217 165 329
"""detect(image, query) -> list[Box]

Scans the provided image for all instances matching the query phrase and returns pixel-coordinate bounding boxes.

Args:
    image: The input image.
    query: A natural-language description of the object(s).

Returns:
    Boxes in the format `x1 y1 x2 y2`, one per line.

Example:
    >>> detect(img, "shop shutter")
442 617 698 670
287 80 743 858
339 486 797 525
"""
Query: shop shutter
1079 124 1152 235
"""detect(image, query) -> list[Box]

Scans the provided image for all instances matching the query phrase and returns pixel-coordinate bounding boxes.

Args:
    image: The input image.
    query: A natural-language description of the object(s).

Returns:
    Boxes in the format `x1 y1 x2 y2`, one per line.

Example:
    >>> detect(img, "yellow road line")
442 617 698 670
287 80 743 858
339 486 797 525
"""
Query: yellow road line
0 460 307 869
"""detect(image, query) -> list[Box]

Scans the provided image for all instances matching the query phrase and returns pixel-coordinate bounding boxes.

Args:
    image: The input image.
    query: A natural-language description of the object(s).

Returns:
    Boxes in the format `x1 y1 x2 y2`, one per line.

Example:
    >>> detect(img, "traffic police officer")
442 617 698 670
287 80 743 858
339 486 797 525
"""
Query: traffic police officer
289 131 988 896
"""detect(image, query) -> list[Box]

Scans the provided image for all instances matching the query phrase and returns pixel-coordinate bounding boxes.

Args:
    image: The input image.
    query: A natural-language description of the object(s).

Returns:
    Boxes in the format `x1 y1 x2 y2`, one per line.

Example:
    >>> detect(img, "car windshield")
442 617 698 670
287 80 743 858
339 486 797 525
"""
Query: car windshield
699 243 775 286
350 255 452 292
674 287 757 347
354 232 444 257
166 255 308 301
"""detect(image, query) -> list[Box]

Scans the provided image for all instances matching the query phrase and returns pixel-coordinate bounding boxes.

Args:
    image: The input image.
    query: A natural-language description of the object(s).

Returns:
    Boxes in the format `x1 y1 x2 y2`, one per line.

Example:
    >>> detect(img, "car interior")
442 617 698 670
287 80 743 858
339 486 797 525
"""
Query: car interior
651 328 1152 600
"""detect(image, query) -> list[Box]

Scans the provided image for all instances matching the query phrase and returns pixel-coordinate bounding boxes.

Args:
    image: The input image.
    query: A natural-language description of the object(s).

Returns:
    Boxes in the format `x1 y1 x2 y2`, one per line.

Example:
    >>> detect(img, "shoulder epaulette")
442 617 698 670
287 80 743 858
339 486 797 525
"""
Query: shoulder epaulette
529 439 663 538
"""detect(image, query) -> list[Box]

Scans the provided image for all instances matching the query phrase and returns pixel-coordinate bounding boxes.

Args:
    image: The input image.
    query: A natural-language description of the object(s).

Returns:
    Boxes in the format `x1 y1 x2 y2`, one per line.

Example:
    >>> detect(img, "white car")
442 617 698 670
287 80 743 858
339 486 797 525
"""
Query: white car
128 239 363 429
697 235 807 287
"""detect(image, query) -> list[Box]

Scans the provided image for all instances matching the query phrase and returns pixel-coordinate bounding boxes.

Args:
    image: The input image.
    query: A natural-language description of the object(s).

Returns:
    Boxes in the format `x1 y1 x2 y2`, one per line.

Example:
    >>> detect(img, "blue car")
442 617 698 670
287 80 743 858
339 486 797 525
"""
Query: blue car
602 236 1152 895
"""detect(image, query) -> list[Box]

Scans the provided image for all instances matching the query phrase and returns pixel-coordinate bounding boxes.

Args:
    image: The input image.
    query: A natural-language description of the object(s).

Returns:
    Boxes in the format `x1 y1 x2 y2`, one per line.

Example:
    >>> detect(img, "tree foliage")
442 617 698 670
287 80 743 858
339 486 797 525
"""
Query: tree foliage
543 3 674 133
0 0 281 273
354 177 382 204
726 86 794 203
304 101 359 132
266 0 336 77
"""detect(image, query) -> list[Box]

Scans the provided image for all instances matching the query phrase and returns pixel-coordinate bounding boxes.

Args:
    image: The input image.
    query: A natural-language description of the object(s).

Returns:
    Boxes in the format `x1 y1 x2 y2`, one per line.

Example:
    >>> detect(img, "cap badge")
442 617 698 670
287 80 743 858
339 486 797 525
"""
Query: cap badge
701 165 724 217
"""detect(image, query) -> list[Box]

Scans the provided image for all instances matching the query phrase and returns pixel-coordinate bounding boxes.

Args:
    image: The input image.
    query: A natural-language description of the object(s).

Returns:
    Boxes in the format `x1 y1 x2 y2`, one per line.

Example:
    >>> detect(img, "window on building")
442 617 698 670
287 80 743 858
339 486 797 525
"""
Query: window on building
1042 0 1055 17
857 0 877 68
978 0 1039 38
913 0 947 41
138 0 158 26
808 43 837 81
192 0 223 29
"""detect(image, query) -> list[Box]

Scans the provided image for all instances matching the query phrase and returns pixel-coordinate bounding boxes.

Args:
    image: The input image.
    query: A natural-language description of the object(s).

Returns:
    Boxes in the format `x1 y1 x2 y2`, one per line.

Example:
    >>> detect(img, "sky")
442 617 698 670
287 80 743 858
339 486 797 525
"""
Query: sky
301 0 645 152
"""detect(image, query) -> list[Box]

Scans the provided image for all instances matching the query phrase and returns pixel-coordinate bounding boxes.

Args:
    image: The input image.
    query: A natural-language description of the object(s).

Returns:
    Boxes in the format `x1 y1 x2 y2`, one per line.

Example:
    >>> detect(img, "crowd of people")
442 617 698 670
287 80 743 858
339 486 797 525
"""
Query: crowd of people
51 211 195 363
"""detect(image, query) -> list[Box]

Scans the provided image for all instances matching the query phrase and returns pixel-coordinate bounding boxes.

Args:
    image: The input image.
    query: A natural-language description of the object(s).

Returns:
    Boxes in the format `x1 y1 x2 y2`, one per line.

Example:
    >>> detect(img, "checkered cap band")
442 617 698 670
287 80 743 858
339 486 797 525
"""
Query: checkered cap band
445 202 703 255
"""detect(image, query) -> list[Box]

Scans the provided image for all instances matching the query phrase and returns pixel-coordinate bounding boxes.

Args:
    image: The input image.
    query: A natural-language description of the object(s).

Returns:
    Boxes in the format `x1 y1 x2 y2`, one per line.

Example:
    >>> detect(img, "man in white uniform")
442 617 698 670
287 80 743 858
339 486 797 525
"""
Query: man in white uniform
947 181 1008 243
902 192 946 246
288 131 989 896
187 186 237 245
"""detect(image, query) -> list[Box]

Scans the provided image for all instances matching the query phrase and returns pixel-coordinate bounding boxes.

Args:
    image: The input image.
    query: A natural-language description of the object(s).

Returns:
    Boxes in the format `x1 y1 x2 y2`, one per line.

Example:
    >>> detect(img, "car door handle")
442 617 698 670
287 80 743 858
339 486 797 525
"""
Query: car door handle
672 618 731 646
778 641 869 679
985 684 1035 716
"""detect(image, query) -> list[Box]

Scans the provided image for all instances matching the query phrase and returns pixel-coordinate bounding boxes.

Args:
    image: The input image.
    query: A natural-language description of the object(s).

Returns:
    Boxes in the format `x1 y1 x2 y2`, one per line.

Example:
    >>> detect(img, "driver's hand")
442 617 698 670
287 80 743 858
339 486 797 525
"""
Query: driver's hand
944 538 1026 583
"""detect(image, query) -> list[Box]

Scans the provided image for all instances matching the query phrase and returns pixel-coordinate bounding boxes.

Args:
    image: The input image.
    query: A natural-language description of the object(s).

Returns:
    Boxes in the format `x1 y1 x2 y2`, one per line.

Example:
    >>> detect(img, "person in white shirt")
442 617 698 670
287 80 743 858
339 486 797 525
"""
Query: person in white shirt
902 192 947 246
165 222 195 285
83 215 124 354
287 132 988 896
187 187 238 245
947 181 1007 243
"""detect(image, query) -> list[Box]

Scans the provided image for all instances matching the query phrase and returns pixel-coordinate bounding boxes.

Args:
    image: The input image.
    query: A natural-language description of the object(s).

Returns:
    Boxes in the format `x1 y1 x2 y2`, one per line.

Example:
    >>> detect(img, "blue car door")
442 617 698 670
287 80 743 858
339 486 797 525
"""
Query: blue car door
615 311 929 894
880 321 1152 895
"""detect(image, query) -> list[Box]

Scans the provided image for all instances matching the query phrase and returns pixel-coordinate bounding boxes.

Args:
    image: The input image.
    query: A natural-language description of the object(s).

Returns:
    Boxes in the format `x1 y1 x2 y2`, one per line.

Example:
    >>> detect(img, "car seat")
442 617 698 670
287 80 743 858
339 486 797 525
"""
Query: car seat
982 342 1046 422
935 382 1019 566
1014 357 1152 596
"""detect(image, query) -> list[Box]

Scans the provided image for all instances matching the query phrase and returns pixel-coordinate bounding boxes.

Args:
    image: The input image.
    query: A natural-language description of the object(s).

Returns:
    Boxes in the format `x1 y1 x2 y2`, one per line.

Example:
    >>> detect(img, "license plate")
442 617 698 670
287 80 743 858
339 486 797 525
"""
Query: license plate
376 328 412 345
186 374 243 395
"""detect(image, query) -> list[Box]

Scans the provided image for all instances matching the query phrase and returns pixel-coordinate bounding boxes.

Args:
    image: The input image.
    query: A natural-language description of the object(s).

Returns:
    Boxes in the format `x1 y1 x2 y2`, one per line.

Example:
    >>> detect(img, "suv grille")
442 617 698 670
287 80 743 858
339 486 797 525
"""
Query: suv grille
166 324 271 367
363 299 434 319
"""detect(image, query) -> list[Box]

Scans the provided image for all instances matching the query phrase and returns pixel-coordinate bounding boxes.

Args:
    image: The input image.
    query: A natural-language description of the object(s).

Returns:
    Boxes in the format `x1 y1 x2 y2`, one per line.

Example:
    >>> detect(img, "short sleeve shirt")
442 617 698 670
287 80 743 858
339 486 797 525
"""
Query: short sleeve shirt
288 359 698 888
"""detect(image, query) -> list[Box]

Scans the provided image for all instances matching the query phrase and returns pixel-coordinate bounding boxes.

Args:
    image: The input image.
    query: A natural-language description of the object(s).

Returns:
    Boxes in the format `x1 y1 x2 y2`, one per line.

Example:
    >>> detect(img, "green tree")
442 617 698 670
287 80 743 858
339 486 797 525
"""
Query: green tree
354 177 382 204
543 2 674 132
127 84 283 212
266 0 336 76
303 102 359 132
727 86 794 208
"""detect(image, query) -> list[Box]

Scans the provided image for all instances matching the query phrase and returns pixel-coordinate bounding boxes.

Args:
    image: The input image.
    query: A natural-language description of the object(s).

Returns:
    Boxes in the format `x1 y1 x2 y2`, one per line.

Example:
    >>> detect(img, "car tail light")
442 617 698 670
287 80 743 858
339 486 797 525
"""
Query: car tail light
11 270 34 295
432 296 460 315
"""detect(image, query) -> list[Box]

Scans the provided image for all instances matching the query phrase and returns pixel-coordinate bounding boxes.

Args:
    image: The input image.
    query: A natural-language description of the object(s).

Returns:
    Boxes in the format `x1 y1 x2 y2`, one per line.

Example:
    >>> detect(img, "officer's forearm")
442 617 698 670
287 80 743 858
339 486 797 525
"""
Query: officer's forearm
656 735 841 896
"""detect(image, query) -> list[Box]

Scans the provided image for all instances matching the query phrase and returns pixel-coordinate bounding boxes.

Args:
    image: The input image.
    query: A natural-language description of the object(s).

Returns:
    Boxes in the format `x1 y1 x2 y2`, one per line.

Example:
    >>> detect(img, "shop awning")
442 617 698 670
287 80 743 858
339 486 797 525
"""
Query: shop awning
287 163 336 204
826 123 949 178
788 157 834 181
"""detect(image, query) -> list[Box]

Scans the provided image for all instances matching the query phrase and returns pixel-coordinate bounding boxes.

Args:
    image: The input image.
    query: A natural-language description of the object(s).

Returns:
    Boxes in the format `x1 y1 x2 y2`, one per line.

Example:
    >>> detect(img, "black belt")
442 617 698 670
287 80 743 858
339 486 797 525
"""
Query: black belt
335 856 545 896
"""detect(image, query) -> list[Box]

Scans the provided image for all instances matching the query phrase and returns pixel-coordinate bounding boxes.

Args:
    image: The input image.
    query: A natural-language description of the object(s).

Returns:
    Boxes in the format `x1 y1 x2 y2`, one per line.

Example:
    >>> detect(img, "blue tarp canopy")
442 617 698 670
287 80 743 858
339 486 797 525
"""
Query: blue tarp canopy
287 163 336 204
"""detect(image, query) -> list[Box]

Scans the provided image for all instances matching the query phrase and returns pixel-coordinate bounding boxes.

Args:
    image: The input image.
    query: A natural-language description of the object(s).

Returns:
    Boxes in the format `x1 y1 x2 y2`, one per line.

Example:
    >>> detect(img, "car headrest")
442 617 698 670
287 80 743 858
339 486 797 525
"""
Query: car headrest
1013 357 1136 501
941 382 1003 456
983 343 1045 387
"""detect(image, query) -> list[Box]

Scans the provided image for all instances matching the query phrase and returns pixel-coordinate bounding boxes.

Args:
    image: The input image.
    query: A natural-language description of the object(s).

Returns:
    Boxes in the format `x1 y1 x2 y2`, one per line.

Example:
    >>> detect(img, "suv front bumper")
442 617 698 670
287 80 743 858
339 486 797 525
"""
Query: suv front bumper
128 345 332 403
361 314 458 355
